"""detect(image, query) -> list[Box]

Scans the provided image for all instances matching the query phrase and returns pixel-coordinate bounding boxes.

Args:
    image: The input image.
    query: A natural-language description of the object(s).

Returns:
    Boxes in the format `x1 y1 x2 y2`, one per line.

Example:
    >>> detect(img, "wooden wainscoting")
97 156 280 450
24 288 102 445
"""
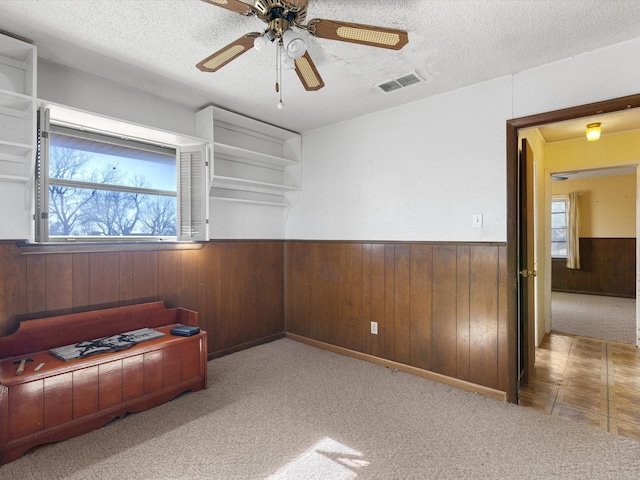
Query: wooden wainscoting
0 241 285 359
552 238 636 298
285 242 509 394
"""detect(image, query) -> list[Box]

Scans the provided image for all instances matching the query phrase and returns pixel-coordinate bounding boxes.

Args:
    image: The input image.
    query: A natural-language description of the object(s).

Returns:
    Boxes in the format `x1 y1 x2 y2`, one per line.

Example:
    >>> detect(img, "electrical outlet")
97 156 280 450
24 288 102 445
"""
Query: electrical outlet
371 321 378 335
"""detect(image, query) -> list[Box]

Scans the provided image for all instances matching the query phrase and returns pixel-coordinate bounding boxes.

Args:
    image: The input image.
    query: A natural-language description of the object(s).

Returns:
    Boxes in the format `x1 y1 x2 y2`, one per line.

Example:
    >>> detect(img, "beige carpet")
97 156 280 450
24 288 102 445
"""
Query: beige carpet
3 338 640 479
552 292 637 345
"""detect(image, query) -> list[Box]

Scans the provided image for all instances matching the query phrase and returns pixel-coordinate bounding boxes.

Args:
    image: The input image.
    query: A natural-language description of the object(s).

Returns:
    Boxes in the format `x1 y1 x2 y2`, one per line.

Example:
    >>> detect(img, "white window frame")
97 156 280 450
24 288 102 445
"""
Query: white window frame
551 194 568 259
36 103 209 243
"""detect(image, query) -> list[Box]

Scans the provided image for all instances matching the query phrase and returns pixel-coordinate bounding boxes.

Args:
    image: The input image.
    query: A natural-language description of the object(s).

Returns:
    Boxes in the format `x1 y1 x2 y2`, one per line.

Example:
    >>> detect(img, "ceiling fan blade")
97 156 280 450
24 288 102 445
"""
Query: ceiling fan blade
284 0 309 8
307 19 409 50
200 0 255 15
294 51 325 91
196 33 261 72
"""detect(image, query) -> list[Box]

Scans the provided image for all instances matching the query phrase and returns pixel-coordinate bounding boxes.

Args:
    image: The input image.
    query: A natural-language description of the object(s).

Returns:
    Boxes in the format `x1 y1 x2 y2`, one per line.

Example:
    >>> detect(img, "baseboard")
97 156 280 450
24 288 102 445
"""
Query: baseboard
209 332 286 360
286 333 507 402
552 288 635 299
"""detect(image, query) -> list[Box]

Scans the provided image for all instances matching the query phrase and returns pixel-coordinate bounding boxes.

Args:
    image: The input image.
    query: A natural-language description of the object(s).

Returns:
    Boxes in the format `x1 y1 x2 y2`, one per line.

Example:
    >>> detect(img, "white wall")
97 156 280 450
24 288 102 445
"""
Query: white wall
210 202 286 239
0 60 201 241
38 60 196 137
288 76 512 241
512 38 640 118
38 61 289 241
4 37 640 242
287 37 640 241
0 183 31 240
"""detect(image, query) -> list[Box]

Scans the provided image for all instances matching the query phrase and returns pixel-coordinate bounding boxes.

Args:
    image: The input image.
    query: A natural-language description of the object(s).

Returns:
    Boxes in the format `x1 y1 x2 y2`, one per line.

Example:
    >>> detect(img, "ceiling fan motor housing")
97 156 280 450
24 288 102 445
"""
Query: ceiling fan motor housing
254 0 308 25
269 18 291 38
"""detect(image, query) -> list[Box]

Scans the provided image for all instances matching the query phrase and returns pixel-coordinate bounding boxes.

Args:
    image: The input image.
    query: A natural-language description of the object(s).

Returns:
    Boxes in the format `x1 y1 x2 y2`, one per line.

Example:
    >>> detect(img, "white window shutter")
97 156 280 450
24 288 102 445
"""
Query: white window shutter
35 107 50 242
177 144 209 241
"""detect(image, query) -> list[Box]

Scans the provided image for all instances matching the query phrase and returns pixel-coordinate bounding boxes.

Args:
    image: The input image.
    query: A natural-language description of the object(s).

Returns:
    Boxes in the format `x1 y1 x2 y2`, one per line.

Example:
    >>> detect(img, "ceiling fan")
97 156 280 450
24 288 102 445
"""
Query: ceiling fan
197 0 409 102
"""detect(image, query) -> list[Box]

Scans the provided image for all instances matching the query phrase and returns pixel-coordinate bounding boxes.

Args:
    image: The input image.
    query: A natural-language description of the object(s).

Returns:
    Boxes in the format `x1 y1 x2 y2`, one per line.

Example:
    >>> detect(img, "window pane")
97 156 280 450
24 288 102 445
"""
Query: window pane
551 242 567 258
551 200 566 213
49 185 176 236
551 212 566 228
48 128 178 239
551 228 567 241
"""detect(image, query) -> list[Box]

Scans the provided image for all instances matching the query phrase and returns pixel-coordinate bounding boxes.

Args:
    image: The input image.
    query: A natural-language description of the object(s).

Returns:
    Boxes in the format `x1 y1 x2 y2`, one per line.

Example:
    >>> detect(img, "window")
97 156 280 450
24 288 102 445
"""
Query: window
551 196 567 258
48 126 177 239
36 106 208 243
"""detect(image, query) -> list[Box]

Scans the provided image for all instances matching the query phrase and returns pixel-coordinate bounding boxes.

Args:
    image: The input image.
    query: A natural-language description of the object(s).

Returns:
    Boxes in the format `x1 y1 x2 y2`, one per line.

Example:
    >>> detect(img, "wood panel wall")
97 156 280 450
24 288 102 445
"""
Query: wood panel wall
0 241 285 358
285 242 509 392
552 238 636 298
1 240 511 394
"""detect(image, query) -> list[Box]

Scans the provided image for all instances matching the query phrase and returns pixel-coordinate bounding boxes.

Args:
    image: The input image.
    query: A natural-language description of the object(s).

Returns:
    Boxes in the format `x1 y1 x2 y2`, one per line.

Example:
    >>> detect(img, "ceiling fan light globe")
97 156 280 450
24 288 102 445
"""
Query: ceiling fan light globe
286 38 307 59
282 29 307 59
254 35 268 51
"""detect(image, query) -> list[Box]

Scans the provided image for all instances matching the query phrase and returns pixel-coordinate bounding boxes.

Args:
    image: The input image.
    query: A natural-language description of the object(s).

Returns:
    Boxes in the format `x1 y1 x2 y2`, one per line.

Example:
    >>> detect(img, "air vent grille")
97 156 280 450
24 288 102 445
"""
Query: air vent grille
377 81 403 93
376 72 424 93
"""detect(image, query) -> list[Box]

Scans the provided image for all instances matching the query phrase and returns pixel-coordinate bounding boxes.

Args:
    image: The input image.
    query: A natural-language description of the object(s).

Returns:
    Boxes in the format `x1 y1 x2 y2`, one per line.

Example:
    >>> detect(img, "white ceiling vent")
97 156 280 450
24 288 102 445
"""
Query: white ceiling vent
376 72 424 93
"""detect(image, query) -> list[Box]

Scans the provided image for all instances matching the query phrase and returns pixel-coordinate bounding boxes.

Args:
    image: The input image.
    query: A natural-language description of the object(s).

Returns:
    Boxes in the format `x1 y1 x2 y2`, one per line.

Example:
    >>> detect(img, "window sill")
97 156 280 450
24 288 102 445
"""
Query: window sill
17 241 204 255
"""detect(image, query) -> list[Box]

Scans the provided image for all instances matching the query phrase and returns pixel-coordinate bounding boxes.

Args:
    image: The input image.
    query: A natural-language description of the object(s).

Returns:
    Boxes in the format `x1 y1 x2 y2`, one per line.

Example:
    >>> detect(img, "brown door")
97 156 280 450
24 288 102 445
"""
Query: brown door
518 138 535 388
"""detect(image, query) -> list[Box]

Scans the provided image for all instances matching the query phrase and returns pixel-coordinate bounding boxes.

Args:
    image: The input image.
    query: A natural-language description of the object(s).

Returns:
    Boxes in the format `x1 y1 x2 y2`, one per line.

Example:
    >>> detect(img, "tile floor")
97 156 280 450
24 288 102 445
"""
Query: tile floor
520 333 640 441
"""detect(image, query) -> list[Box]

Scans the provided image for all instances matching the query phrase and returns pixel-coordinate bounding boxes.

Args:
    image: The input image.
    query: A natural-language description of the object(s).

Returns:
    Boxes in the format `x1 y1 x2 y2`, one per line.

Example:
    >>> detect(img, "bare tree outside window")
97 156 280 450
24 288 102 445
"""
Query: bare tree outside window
48 131 177 239
49 147 96 236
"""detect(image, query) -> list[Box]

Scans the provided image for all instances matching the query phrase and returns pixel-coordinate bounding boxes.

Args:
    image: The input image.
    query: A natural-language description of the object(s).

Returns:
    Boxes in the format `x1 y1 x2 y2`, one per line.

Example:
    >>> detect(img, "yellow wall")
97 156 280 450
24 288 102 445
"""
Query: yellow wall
544 130 640 172
529 128 640 345
545 129 640 239
552 174 636 238
544 130 640 171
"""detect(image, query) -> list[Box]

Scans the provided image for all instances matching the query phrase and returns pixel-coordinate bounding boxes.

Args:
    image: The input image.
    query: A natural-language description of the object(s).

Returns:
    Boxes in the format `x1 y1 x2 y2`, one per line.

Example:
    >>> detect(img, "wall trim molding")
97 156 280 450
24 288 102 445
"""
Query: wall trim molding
209 332 285 360
286 332 507 402
285 240 507 246
16 241 204 255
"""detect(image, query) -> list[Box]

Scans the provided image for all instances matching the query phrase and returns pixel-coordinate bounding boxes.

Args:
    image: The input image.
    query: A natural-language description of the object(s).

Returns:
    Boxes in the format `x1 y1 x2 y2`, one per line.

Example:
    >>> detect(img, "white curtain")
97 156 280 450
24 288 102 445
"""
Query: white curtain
566 192 580 269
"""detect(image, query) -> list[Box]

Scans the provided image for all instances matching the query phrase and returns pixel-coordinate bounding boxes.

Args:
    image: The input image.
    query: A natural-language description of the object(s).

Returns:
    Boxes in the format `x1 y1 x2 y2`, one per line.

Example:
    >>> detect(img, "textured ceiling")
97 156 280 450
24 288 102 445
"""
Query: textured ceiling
538 108 640 143
1 1 640 133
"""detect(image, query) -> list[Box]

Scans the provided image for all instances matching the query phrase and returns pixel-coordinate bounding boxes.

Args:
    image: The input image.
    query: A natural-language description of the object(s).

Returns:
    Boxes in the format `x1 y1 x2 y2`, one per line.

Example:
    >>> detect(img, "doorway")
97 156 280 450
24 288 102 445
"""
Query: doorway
547 167 637 345
506 93 640 403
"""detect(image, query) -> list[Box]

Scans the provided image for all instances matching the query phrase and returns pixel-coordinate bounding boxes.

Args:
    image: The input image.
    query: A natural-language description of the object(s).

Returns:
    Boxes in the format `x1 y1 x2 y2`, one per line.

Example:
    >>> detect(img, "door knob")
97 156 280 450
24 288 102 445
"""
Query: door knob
519 269 537 278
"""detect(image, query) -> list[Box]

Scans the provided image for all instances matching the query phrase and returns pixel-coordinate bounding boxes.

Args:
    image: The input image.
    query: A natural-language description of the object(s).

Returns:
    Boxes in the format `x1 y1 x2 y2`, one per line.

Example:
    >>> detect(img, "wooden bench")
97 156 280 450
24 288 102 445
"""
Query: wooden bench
0 301 207 465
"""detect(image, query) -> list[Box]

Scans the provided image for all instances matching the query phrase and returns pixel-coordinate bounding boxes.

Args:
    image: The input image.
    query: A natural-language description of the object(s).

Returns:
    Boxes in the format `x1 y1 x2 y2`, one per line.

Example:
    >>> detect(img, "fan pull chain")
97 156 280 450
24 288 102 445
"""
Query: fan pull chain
276 41 284 109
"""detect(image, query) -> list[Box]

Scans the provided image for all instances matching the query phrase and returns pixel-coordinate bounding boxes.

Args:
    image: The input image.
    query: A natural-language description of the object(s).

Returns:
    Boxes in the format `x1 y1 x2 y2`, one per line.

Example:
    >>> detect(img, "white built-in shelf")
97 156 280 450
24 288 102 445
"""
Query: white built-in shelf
0 33 36 190
196 105 302 209
0 140 34 162
212 107 300 142
211 196 291 208
214 142 298 169
0 53 26 71
212 175 298 196
0 89 32 115
0 174 29 183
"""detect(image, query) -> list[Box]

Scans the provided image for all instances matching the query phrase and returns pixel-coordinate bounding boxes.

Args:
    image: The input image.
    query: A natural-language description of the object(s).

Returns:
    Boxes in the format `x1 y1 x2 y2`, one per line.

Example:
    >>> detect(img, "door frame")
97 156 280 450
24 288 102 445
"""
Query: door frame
506 93 640 403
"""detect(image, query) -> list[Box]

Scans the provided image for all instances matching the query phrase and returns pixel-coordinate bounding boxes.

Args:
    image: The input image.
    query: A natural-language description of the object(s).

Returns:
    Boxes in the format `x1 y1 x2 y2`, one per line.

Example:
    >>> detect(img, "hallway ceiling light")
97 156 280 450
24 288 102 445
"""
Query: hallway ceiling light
586 122 601 141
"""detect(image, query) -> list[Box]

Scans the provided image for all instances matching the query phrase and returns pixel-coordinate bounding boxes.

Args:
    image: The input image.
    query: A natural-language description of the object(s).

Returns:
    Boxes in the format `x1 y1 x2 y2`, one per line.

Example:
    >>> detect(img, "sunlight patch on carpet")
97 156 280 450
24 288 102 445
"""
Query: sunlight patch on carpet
266 437 369 479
